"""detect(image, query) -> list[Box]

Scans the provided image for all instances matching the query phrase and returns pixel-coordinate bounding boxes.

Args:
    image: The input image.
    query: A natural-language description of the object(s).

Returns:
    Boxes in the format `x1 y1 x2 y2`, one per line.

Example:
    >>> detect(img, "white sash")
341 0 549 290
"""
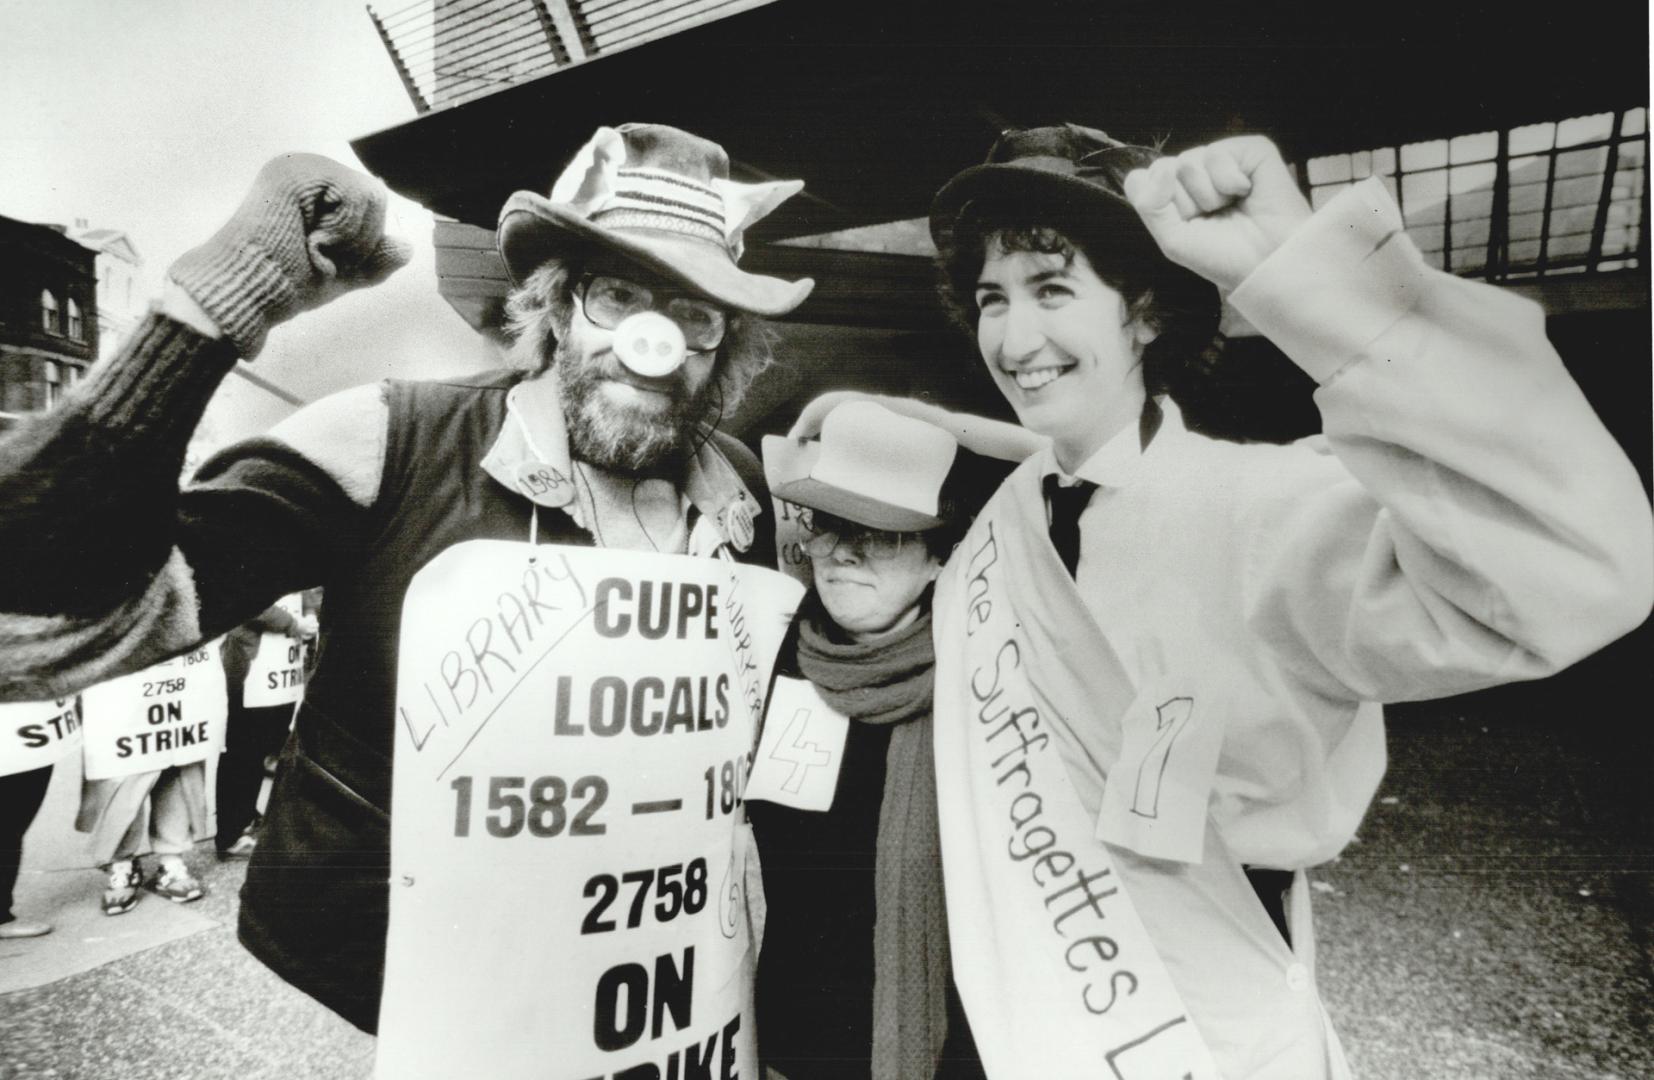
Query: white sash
377 540 802 1080
933 466 1227 1080
937 463 1352 1078
0 696 82 777
81 642 227 780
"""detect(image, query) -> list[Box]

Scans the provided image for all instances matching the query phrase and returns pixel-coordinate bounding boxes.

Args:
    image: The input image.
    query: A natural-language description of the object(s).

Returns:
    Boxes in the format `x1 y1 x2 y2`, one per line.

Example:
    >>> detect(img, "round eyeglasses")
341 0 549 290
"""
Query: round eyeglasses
801 512 912 561
577 274 728 352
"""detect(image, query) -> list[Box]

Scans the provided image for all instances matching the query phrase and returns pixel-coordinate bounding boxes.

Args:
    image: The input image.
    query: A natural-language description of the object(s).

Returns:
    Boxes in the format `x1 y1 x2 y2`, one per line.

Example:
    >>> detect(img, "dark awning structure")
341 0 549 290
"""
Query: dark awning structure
349 0 1649 440
351 0 1649 241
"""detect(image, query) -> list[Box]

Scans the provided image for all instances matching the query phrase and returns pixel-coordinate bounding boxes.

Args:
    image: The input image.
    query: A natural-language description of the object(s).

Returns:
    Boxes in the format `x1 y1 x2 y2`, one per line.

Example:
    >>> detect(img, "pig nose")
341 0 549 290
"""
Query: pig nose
612 311 687 377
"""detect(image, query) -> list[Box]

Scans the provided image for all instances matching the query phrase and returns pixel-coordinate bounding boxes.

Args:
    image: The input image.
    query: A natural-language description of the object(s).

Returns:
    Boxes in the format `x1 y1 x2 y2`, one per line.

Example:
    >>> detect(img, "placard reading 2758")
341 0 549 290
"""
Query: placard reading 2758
378 540 802 1080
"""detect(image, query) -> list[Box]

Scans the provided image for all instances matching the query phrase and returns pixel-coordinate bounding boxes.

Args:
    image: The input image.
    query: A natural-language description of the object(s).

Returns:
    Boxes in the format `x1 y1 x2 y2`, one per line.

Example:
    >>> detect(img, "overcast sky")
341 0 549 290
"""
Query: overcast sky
1 0 496 447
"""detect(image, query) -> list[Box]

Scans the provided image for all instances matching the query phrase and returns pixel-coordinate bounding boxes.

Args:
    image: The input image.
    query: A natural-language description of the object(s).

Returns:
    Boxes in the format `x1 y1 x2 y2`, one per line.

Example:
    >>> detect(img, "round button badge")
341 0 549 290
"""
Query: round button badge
512 461 575 507
722 499 756 552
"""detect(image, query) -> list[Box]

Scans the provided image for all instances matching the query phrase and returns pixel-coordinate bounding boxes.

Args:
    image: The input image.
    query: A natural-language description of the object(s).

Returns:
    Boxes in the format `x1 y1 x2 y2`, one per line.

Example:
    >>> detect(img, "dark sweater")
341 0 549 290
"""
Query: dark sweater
0 317 776 1030
748 619 985 1080
751 709 896 1079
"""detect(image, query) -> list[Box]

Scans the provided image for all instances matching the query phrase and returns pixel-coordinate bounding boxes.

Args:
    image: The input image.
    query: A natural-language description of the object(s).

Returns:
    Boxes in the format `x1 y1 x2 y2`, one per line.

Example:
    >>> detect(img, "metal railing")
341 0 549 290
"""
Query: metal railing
367 0 776 113
1302 108 1648 281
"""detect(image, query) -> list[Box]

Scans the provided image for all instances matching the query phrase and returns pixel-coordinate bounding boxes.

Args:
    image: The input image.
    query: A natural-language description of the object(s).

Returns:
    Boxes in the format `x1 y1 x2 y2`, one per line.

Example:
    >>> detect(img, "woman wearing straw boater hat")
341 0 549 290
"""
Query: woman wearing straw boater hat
913 125 1652 1079
0 123 814 1036
751 399 1021 1080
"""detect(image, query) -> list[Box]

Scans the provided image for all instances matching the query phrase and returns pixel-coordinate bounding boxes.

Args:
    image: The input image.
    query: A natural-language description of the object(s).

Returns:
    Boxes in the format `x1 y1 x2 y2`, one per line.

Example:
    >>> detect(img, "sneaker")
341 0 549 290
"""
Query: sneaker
148 864 205 904
102 862 142 916
219 833 258 860
0 919 53 939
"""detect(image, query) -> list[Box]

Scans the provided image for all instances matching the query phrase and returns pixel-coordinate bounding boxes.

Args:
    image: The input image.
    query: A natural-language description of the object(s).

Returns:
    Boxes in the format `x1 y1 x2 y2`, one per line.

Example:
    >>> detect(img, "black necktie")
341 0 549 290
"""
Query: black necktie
1045 476 1098 579
1043 399 1156 579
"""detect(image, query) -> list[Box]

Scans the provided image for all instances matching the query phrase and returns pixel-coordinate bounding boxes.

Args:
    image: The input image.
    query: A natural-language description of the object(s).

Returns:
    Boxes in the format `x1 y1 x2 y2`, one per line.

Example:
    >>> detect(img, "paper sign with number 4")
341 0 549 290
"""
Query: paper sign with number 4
744 675 848 812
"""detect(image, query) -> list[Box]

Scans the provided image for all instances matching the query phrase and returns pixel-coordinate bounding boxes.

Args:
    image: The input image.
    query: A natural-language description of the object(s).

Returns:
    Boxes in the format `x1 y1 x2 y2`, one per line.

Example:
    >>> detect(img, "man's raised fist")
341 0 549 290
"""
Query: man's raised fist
169 153 412 357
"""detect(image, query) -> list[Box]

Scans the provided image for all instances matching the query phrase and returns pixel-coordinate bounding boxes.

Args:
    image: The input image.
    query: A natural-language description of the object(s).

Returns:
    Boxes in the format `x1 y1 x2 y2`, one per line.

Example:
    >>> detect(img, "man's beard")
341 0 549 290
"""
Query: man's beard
556 336 717 475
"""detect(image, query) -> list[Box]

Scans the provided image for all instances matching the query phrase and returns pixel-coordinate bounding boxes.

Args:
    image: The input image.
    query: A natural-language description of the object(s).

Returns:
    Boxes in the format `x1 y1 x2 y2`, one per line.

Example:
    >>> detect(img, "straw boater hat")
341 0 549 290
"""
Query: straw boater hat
760 399 1024 536
929 123 1213 309
765 402 958 533
497 123 814 317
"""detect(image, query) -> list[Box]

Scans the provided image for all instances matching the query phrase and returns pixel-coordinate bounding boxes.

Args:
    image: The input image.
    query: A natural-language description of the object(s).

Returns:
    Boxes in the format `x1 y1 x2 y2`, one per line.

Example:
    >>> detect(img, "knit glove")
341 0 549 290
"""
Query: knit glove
168 153 412 357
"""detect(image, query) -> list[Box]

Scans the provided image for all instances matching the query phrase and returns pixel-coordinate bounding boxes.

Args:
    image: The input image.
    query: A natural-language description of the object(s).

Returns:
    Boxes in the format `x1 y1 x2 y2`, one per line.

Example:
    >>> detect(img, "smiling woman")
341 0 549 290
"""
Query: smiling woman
935 136 1224 473
973 241 1150 469
919 122 1654 1080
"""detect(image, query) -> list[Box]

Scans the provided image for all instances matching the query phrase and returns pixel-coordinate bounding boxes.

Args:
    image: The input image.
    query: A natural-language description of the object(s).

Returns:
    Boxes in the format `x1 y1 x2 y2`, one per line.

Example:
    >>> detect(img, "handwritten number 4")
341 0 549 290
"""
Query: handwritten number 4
1129 697 1194 820
772 708 832 794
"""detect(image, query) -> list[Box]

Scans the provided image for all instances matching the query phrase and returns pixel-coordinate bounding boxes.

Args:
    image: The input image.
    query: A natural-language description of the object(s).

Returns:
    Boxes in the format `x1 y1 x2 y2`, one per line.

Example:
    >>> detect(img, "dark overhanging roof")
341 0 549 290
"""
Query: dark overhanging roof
351 0 1649 240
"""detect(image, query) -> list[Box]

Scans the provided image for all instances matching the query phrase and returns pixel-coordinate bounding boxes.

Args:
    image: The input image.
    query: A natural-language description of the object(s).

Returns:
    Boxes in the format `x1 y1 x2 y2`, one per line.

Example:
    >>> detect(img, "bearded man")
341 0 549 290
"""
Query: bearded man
0 123 811 1032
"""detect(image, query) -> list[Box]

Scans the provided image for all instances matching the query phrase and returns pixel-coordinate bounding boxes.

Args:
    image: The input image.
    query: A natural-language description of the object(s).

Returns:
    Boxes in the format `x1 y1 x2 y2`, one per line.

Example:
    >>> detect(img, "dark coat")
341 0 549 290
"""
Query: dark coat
198 371 774 1031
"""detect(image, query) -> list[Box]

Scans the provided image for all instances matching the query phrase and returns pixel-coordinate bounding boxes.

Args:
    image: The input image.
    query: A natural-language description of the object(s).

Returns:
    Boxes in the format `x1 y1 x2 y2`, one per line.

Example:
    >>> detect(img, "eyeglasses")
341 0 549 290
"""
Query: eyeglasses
801 512 913 561
576 274 728 351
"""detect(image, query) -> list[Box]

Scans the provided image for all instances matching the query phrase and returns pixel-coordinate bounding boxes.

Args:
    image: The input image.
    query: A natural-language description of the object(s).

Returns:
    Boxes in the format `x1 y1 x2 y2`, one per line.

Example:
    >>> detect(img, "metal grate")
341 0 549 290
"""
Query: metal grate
575 0 767 55
368 0 777 113
1303 108 1647 281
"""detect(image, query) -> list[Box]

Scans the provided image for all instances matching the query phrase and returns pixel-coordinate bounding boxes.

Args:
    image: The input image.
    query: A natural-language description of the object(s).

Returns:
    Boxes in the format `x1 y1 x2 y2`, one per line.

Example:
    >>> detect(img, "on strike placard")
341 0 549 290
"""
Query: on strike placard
244 592 307 707
377 540 803 1080
81 642 228 781
0 696 83 777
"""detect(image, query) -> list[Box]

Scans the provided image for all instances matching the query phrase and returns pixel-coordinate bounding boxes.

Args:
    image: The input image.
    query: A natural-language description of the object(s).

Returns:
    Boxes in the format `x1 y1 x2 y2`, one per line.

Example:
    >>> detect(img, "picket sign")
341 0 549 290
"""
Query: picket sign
0 696 83 777
81 642 228 781
244 593 307 707
377 540 803 1080
768 495 816 590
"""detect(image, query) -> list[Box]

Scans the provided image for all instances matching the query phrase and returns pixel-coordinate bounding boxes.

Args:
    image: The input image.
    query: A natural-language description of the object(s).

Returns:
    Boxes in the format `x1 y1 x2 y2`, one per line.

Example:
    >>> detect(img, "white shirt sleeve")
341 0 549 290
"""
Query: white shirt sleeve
266 382 391 509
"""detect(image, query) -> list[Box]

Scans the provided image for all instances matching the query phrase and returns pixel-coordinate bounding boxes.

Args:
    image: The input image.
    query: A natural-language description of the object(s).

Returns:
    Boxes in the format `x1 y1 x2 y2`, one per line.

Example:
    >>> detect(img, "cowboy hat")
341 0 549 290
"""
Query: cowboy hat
497 123 814 317
764 401 961 533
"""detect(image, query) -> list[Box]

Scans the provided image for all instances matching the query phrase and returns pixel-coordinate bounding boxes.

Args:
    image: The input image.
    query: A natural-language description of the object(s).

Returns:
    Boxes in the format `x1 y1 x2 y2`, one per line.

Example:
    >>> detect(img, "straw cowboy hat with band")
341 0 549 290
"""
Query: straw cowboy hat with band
497 123 815 318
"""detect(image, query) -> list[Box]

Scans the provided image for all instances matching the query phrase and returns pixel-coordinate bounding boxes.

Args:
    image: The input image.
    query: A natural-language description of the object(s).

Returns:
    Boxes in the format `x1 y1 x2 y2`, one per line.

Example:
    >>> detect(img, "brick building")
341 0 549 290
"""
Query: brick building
70 225 145 363
0 214 98 432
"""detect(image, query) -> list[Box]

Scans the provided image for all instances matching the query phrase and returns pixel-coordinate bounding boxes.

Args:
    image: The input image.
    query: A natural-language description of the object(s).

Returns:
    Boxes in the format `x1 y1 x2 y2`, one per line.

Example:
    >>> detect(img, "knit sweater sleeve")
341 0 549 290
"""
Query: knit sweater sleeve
0 312 379 701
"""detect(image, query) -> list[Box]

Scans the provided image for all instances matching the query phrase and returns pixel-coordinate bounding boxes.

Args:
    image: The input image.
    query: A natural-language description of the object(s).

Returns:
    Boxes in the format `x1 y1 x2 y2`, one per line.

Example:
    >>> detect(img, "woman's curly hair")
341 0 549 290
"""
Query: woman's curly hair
935 197 1224 400
502 259 776 412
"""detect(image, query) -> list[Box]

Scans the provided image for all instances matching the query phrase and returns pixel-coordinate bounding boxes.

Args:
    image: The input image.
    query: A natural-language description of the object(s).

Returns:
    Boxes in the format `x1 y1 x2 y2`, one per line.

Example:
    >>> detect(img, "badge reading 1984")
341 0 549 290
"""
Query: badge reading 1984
513 460 577 508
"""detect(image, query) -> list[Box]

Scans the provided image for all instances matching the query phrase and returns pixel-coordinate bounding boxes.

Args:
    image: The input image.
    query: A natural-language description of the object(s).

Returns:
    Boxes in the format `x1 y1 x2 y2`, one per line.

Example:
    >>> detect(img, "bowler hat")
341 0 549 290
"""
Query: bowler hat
930 123 1216 316
929 124 1162 251
498 123 814 317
